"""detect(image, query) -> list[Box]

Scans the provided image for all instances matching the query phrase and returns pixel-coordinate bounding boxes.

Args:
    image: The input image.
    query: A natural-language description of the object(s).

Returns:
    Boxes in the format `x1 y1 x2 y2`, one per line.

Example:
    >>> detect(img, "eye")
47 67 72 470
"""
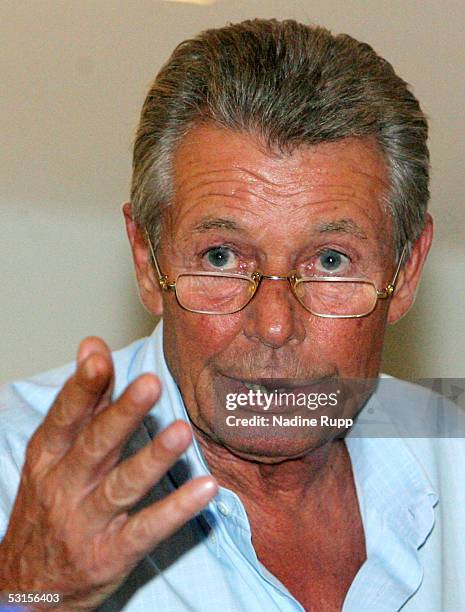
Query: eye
203 246 238 270
315 249 350 274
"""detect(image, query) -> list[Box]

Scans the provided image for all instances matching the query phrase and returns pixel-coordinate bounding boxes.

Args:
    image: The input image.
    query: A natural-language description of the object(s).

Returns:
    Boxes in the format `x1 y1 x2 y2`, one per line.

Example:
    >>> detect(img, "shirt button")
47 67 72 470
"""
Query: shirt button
217 501 232 517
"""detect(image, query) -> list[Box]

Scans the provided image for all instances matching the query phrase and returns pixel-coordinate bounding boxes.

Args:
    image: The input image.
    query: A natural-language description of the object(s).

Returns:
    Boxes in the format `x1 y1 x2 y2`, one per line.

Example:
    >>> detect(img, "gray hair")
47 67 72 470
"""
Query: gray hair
131 18 429 258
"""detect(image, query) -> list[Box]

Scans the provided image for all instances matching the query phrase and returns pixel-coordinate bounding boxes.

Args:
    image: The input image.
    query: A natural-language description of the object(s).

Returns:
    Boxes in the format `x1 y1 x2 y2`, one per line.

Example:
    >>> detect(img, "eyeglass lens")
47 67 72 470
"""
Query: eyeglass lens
175 274 377 316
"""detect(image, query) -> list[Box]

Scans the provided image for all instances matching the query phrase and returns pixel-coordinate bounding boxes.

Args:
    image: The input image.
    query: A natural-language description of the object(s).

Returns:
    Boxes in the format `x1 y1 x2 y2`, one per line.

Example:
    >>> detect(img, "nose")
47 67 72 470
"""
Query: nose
243 276 306 348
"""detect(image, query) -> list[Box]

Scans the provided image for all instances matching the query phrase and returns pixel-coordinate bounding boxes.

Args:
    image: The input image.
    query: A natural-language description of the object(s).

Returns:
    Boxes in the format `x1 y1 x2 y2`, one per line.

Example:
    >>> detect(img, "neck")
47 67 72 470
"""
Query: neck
193 427 352 513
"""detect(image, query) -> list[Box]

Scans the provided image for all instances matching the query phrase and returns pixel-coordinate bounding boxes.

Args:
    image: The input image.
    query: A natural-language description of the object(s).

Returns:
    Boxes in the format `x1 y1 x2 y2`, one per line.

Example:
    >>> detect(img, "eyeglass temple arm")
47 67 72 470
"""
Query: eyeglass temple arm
144 229 176 291
377 244 408 299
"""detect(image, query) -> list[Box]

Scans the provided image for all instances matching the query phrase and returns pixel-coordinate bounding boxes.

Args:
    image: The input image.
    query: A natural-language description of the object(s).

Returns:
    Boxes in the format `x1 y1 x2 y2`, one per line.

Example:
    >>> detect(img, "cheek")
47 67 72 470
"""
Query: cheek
324 312 386 375
163 303 243 375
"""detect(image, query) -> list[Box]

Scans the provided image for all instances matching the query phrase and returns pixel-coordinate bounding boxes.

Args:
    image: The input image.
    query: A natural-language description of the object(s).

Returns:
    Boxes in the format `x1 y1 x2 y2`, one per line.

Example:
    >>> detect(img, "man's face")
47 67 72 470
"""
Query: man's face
146 125 397 460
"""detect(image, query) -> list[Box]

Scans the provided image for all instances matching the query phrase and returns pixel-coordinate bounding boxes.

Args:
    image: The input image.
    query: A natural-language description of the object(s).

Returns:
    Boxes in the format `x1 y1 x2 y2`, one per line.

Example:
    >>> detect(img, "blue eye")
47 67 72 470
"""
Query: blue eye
316 249 350 274
205 246 237 270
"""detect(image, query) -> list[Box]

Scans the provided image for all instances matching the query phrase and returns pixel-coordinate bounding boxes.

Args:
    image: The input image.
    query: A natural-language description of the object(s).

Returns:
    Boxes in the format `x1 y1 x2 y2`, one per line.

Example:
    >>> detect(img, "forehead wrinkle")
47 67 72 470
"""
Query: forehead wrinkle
174 163 273 190
175 160 312 200
176 179 312 216
196 189 285 207
222 186 308 207
231 168 314 198
178 180 310 204
175 168 245 195
308 170 390 206
290 182 387 218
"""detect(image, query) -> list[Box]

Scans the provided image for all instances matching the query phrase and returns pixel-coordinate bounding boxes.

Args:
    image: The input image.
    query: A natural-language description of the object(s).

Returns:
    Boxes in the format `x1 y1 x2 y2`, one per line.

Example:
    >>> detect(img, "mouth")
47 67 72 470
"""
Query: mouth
216 373 339 414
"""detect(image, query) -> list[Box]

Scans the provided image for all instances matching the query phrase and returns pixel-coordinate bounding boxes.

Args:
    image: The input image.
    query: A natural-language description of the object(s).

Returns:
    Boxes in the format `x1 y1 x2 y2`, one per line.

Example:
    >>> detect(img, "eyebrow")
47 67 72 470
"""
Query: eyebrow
315 218 368 239
192 217 245 233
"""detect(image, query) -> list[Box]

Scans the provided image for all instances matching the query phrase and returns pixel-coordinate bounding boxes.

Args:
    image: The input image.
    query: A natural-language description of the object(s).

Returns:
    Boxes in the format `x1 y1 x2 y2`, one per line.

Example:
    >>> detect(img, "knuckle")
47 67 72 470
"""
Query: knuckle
102 469 134 509
124 514 151 545
79 425 105 459
75 420 115 467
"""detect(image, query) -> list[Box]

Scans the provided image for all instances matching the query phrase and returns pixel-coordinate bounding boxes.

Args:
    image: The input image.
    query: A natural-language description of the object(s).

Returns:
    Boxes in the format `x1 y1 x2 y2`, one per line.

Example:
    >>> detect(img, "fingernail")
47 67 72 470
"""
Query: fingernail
78 339 94 365
161 428 183 451
161 426 188 452
194 478 217 501
83 357 95 379
133 378 158 404
135 384 156 404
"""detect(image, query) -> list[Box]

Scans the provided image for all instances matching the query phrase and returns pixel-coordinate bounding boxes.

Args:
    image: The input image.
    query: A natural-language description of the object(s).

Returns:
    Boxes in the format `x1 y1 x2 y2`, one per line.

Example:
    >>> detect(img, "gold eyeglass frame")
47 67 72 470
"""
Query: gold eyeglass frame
145 229 407 318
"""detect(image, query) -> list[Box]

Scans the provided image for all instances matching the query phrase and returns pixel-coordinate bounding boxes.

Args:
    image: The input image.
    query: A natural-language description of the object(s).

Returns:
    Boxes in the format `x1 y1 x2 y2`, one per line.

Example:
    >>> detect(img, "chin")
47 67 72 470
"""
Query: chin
199 415 343 463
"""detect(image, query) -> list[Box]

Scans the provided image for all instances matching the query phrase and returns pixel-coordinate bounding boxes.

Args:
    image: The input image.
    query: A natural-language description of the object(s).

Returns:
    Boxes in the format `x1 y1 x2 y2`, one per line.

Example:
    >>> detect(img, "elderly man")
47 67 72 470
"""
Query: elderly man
0 18 464 612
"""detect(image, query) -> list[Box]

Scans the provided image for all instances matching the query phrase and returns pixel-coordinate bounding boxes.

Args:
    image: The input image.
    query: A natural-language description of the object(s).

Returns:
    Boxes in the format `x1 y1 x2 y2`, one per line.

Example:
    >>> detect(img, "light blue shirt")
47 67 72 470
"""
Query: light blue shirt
1 321 464 611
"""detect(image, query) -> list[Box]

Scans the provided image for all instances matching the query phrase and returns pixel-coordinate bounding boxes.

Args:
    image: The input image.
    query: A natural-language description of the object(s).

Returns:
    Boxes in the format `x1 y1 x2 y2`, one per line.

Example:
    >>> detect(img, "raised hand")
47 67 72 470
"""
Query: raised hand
0 337 217 610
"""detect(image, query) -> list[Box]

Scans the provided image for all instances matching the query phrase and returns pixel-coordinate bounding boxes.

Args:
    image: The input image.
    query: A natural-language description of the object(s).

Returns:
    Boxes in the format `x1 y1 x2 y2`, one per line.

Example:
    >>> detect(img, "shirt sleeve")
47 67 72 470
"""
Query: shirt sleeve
0 382 46 539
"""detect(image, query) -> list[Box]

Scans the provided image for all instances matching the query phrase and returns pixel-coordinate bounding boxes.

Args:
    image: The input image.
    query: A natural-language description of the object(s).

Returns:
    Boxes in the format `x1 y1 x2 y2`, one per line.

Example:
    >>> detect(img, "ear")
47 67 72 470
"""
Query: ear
122 202 163 316
387 213 434 324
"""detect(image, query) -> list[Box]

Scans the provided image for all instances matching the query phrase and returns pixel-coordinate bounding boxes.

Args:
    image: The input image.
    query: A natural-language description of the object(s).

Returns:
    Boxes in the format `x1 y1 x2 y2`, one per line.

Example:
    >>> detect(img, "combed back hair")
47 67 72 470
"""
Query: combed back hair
131 18 429 258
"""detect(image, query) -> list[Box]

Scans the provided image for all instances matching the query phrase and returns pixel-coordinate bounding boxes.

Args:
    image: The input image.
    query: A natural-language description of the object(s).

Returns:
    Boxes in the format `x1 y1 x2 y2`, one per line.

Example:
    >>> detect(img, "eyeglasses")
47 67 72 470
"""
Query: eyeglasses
145 230 407 318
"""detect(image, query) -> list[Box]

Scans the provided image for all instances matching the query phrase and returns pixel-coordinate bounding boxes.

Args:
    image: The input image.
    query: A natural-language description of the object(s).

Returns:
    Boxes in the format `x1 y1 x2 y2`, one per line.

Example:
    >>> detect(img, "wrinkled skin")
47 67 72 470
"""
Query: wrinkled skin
126 125 433 461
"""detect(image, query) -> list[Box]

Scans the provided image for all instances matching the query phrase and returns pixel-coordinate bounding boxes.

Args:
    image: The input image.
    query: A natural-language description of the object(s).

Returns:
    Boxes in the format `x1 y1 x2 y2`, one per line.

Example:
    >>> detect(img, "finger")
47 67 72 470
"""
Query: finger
84 420 193 524
77 336 111 365
61 373 161 486
118 476 218 563
77 337 115 416
37 338 114 457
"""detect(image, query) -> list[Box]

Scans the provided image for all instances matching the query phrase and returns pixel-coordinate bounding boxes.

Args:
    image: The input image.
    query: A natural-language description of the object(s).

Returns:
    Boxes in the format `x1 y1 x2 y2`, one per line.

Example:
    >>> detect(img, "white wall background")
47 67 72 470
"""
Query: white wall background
1 0 464 384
